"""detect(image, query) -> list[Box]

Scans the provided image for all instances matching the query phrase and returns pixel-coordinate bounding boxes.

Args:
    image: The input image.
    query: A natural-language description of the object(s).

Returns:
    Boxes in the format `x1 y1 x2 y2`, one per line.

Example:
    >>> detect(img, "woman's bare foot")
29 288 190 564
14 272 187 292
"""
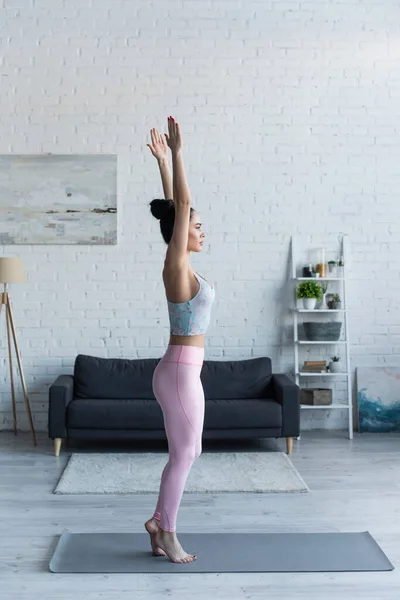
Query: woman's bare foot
144 517 167 556
153 527 197 564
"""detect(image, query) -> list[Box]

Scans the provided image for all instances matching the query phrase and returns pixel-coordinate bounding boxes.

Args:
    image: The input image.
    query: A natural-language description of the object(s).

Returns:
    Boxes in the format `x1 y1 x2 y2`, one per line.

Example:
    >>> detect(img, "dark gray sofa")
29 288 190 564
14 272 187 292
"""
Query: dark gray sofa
48 354 300 457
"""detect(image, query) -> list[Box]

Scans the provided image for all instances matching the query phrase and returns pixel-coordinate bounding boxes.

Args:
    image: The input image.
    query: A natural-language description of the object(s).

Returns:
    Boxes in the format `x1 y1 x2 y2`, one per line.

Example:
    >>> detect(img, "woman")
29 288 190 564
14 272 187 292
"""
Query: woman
144 116 215 564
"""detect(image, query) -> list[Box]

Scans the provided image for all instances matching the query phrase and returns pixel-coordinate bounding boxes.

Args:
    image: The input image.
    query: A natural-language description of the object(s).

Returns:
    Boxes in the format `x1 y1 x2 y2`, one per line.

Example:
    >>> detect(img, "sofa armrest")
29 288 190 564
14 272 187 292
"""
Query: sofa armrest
48 375 74 439
271 374 300 437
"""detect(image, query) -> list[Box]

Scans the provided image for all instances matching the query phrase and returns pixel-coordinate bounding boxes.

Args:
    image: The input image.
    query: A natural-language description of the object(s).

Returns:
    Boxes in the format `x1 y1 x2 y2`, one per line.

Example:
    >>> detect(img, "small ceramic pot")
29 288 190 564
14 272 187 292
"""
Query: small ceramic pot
328 264 337 275
303 298 317 310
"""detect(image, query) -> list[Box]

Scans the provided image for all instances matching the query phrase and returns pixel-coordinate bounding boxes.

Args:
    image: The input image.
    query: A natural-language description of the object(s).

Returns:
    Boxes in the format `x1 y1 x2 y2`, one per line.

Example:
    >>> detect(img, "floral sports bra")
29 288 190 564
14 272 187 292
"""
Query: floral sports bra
167 272 215 336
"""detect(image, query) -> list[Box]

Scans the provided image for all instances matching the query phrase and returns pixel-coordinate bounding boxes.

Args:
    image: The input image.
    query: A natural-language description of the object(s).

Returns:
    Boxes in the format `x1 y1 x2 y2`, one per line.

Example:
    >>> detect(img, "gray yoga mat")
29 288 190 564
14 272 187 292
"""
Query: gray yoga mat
49 530 394 573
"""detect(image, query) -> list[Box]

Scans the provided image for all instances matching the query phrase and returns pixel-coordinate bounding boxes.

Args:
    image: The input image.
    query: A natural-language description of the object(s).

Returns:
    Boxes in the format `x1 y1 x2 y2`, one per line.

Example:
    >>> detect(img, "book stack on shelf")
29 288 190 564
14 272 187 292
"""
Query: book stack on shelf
302 360 328 374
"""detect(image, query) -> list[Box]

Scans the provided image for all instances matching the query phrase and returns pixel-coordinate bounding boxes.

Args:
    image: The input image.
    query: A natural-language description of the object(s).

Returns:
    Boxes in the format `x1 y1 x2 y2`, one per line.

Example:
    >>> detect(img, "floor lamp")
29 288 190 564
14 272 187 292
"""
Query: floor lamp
0 257 36 446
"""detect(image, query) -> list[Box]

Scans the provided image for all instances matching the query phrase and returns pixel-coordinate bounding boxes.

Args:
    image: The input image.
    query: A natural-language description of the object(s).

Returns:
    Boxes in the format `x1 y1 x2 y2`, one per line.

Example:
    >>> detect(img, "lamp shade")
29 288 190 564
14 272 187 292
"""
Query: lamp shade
0 257 27 283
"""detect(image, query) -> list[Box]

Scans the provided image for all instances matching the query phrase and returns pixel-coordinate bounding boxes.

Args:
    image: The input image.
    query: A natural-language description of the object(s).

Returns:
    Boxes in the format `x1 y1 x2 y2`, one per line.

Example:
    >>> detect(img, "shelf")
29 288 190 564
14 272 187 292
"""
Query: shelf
291 235 353 439
301 404 350 410
294 277 344 281
296 309 345 313
297 372 349 376
297 340 347 344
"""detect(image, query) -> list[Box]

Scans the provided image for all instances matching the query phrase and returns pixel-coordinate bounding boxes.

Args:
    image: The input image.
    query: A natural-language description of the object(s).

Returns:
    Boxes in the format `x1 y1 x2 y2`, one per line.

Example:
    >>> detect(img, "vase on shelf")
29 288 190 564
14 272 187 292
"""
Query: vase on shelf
318 282 328 309
319 293 329 310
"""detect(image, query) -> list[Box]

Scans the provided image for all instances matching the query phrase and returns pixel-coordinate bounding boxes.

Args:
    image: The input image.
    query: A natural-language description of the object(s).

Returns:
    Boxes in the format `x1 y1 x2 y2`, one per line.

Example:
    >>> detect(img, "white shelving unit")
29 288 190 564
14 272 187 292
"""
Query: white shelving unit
291 235 353 439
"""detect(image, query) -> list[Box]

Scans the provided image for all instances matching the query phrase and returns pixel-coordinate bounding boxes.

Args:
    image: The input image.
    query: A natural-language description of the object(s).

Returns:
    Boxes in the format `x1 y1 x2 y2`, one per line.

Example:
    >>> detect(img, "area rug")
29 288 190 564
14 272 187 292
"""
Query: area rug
53 452 309 494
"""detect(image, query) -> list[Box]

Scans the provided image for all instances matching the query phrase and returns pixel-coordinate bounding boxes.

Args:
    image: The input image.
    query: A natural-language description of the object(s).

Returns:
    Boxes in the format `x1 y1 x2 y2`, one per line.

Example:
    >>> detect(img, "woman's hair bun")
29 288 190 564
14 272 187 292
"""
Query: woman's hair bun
149 199 174 220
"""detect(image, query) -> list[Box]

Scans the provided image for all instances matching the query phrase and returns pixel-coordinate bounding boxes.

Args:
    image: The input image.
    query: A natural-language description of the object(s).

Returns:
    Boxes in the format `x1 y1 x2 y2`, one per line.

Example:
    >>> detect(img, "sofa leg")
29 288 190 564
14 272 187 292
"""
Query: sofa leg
286 437 293 455
54 438 62 457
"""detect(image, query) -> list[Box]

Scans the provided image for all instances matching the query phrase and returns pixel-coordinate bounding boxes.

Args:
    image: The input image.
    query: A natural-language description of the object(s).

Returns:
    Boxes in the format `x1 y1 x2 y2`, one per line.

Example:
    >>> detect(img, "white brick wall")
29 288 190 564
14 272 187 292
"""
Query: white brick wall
1 0 399 433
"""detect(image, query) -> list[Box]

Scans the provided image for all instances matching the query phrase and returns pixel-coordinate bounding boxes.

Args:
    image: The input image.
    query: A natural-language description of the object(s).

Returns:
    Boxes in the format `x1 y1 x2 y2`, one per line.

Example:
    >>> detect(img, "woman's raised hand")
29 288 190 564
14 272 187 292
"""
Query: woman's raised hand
165 116 182 153
147 128 169 162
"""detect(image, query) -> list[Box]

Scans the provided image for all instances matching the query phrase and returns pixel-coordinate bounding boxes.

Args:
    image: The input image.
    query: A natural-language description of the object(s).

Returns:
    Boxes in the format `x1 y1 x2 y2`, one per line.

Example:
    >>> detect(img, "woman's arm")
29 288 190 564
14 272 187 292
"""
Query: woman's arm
165 117 191 263
166 117 191 205
157 158 173 201
171 150 191 205
147 127 173 200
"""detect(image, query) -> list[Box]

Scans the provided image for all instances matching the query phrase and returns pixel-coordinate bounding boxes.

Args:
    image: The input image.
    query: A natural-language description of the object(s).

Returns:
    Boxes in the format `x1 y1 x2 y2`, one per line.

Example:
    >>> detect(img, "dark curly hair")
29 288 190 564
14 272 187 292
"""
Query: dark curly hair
149 199 195 245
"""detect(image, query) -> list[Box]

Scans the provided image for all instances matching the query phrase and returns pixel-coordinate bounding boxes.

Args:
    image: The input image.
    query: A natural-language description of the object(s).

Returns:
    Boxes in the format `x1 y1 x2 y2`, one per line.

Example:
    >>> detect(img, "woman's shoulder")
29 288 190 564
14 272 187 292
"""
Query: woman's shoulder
162 258 191 279
162 262 197 303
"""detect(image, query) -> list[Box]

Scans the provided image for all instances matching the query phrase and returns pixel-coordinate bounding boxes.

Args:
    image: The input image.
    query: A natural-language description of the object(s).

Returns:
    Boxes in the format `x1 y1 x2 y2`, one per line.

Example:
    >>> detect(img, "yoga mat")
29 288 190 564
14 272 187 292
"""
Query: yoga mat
49 531 394 573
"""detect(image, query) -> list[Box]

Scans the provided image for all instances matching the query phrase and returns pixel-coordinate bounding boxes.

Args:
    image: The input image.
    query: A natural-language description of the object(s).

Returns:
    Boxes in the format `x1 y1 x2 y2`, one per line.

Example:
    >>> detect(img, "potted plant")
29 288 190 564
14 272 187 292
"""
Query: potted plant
296 280 323 310
332 294 342 309
328 260 337 275
329 355 341 373
337 257 344 278
310 265 320 278
326 293 335 309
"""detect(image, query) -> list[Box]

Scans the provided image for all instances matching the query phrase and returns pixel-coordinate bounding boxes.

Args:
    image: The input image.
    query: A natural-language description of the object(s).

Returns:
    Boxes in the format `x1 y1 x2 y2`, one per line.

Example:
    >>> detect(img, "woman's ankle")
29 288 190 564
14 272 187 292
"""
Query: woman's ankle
158 526 177 535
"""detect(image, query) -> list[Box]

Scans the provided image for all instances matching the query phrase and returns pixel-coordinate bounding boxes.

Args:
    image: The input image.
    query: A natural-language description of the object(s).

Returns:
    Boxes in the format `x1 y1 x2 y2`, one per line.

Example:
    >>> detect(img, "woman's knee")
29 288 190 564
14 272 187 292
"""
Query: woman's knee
171 442 198 465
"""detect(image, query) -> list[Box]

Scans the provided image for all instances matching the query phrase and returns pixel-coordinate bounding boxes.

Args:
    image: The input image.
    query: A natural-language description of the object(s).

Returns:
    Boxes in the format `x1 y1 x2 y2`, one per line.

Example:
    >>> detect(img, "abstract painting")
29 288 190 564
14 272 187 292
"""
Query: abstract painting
0 155 117 244
357 367 400 432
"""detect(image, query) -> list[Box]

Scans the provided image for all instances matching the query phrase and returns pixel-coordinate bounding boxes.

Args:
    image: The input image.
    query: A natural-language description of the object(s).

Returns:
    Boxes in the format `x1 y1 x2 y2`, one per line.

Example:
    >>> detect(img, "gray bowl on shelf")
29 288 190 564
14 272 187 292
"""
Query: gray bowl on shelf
303 322 342 341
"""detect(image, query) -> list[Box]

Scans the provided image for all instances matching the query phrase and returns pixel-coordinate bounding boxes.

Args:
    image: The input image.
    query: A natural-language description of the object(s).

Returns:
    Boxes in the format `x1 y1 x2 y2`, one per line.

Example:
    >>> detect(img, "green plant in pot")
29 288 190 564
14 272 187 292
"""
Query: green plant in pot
328 260 337 275
329 355 341 373
296 280 323 310
332 294 341 309
337 257 344 278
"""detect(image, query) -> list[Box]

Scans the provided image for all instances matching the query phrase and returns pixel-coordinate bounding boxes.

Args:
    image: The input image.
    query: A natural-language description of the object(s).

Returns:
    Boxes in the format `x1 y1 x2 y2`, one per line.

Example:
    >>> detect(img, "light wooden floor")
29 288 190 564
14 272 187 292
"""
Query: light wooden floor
1 430 399 599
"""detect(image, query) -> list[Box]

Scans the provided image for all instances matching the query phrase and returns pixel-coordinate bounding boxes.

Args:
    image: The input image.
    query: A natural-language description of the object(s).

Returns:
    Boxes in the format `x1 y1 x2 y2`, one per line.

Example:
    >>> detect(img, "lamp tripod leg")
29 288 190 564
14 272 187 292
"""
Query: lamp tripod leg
6 294 37 446
5 295 18 435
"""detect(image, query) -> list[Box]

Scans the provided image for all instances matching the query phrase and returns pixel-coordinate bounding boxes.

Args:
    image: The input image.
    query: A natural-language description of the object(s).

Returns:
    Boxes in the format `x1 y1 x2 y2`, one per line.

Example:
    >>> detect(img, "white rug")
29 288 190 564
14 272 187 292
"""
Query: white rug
54 452 309 494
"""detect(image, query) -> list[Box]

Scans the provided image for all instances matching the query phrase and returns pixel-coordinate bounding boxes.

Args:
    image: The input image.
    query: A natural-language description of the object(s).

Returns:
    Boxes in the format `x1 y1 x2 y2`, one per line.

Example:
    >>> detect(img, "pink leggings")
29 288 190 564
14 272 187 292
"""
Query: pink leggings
151 344 205 532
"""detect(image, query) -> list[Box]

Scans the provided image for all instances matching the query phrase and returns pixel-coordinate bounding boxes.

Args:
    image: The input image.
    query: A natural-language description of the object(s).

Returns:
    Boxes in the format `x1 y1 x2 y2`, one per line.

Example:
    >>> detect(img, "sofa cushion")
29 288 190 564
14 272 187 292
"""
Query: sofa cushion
200 357 272 399
204 398 281 429
67 398 165 430
74 354 159 400
74 354 273 401
67 397 281 431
